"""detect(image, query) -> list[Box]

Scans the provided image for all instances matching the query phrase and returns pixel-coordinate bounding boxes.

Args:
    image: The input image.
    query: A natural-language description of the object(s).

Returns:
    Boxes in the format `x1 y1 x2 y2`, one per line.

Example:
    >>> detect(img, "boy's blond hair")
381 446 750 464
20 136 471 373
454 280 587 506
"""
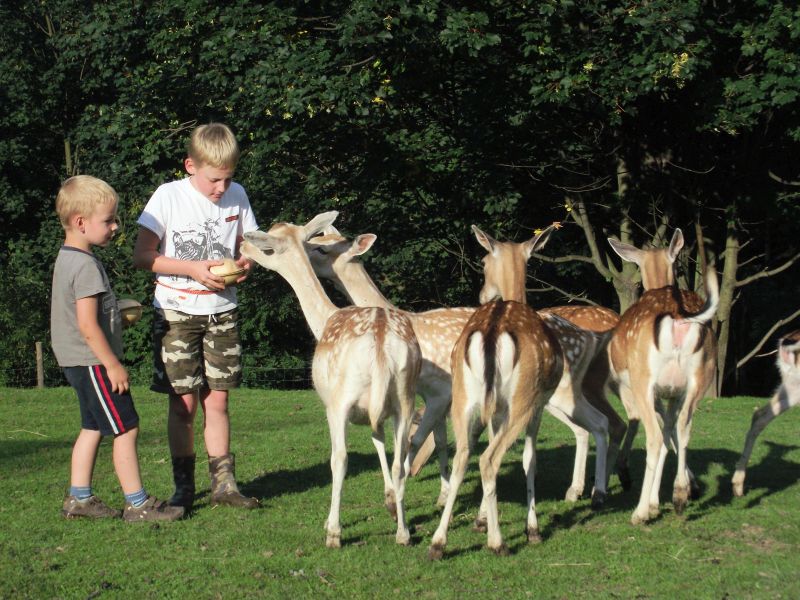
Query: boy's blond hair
187 123 240 169
56 175 118 229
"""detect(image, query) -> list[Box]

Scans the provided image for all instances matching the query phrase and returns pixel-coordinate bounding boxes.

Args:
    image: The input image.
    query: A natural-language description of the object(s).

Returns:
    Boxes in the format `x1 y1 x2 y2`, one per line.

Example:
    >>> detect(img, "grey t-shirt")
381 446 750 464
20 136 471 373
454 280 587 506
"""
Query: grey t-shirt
50 246 123 367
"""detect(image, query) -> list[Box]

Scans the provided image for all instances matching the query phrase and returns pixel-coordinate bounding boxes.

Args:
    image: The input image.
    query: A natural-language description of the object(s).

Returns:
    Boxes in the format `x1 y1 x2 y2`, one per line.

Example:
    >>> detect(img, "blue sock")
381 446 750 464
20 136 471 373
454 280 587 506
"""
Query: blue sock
124 488 148 507
70 485 92 500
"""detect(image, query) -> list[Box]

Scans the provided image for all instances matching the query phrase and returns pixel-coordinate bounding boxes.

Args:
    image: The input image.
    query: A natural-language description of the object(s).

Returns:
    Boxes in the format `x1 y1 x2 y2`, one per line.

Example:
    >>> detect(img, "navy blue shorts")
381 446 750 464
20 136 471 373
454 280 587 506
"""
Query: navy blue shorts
63 365 140 436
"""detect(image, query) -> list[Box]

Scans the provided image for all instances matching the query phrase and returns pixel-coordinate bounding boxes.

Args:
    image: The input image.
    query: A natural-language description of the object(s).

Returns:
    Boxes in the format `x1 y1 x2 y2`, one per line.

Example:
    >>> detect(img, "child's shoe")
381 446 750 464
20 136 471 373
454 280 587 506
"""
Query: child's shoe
123 496 184 522
62 495 121 519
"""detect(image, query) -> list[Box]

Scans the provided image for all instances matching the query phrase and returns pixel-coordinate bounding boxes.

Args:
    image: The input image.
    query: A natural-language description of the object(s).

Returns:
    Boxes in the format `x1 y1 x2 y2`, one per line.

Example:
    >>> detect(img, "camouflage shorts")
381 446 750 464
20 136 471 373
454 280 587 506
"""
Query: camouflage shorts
151 308 242 395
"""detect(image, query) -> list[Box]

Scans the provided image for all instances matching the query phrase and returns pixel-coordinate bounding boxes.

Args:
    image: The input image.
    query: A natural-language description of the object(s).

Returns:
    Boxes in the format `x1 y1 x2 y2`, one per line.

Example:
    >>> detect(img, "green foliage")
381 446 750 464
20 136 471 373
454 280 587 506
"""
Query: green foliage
1 1 798 393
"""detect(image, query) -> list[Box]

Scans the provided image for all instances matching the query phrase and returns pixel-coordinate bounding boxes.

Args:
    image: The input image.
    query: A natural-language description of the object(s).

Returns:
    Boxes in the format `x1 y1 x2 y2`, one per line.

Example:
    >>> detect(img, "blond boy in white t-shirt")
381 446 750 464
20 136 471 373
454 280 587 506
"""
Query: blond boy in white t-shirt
133 123 259 511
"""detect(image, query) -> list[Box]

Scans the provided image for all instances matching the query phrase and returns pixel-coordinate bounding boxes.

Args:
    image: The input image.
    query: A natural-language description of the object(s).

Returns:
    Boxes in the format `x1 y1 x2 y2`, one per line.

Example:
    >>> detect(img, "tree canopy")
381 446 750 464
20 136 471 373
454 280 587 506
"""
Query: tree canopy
2 1 798 394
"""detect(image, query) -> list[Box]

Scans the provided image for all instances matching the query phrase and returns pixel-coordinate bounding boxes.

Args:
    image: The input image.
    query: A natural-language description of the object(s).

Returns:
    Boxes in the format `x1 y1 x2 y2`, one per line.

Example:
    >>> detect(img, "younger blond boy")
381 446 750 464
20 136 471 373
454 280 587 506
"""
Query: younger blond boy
51 175 183 522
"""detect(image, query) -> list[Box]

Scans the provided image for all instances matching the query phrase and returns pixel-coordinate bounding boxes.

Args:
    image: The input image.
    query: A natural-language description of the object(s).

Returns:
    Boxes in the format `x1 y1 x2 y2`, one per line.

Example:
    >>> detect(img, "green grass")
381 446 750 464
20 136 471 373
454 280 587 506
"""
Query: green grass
1 387 798 599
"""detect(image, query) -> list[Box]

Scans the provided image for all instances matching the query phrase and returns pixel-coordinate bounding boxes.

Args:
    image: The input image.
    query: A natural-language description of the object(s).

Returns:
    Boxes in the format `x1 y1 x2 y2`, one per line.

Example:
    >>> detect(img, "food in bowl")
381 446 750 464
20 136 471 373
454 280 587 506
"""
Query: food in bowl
209 258 245 287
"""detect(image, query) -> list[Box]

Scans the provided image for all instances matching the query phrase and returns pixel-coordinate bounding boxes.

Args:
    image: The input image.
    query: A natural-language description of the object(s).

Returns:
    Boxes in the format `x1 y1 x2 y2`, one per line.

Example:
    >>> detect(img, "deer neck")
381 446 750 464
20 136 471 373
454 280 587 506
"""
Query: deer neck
276 255 339 341
334 260 395 310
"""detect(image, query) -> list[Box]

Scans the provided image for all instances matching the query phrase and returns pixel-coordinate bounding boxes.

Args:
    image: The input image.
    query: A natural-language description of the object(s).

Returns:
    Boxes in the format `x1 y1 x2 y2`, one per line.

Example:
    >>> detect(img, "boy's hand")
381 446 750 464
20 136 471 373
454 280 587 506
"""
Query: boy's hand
106 363 130 394
191 260 226 291
233 256 253 284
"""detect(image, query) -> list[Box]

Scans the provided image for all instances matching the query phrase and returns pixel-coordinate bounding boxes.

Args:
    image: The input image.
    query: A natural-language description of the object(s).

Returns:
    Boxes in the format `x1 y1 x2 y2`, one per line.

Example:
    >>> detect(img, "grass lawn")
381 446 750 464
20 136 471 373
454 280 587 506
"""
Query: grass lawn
1 386 798 599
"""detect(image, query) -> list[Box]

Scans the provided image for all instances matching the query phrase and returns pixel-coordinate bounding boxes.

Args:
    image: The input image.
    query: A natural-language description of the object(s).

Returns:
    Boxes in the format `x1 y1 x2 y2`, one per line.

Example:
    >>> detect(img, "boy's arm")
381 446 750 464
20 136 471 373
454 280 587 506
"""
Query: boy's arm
133 226 226 290
75 295 129 393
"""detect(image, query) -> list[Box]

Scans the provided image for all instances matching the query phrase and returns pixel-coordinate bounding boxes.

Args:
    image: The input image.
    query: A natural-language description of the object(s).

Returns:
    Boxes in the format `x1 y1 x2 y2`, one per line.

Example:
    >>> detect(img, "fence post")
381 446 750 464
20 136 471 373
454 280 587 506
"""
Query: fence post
36 341 44 388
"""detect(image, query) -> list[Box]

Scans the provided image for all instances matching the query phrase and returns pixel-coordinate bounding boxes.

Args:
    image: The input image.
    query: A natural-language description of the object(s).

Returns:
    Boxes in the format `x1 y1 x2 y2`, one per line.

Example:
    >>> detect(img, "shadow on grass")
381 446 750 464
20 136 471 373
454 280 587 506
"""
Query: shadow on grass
400 440 800 531
0 439 72 465
239 450 388 503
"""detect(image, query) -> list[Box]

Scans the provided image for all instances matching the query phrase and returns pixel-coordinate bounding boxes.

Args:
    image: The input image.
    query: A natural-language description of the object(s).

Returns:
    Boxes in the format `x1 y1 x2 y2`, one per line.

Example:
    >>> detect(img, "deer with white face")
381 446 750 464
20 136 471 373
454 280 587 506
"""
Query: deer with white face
607 228 719 525
240 212 421 548
732 329 800 497
307 227 617 507
307 230 472 507
428 225 564 559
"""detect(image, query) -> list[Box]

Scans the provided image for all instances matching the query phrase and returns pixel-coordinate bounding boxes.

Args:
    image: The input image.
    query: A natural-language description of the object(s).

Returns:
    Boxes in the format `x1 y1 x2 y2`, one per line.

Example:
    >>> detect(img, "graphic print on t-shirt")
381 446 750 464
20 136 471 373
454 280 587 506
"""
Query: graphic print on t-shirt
172 218 233 262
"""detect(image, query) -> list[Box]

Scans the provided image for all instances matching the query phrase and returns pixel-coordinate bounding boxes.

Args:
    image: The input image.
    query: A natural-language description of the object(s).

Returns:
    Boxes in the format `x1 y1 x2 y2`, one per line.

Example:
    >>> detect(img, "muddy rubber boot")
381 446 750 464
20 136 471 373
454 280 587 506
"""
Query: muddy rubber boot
169 454 196 510
208 453 259 509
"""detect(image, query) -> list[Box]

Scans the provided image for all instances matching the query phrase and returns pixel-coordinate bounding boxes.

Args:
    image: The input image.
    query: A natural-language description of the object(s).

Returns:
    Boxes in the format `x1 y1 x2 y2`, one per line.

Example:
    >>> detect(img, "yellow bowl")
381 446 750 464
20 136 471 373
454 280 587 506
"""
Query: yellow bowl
210 259 245 287
118 298 143 326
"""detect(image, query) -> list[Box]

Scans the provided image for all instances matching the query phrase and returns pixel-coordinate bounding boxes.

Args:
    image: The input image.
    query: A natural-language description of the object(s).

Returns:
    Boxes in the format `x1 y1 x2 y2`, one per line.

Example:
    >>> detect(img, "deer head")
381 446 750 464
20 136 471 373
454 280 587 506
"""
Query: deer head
473 224 555 304
607 228 684 290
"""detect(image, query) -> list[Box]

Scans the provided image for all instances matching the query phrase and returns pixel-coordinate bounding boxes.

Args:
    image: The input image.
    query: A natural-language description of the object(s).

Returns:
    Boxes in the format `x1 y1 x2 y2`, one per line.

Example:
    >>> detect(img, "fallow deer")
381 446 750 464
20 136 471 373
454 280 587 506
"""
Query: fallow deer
428 225 564 559
470 226 614 510
307 227 617 507
607 228 719 525
307 230 471 506
732 329 800 497
240 212 421 548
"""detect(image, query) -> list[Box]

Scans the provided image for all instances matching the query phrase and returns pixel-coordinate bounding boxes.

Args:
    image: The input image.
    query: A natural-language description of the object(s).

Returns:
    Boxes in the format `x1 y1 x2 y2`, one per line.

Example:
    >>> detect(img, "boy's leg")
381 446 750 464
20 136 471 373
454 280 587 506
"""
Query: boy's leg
112 427 143 495
167 392 199 509
200 388 230 457
70 428 102 488
168 391 200 456
62 365 142 519
153 309 206 510
202 310 257 508
202 389 257 509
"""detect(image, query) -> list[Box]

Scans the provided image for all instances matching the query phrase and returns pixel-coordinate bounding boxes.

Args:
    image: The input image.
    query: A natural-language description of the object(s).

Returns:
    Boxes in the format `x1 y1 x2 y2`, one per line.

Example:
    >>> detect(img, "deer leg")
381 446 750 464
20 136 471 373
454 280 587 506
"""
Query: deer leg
391 404 412 546
523 408 546 544
732 387 795 497
325 407 349 548
407 392 451 506
672 400 695 516
631 385 661 525
371 423 397 520
616 387 639 491
545 403 589 502
428 403 472 561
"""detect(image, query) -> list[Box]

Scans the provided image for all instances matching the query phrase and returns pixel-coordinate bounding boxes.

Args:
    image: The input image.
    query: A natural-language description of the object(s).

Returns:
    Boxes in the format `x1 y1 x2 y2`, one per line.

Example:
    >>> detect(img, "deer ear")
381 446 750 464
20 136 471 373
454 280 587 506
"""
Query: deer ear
608 238 643 265
348 234 377 257
667 228 684 263
523 225 555 258
303 211 339 239
472 225 497 253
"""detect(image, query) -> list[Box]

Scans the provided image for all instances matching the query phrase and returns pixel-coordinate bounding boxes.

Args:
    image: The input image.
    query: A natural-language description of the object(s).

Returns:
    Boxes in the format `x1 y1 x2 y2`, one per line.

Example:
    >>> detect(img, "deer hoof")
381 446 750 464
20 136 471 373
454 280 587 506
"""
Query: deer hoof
564 487 582 503
527 528 542 544
427 544 444 561
591 490 607 510
490 543 510 556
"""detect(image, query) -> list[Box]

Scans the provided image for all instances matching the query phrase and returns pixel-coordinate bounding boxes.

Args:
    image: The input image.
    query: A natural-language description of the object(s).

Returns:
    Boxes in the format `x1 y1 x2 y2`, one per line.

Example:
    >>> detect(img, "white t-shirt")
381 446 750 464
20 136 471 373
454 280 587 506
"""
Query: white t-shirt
138 177 259 315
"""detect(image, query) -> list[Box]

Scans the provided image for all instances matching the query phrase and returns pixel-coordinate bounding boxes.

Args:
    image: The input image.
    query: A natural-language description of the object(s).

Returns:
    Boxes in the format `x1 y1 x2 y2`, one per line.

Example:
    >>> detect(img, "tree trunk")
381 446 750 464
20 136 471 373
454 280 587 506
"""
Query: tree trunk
610 161 640 314
715 221 739 395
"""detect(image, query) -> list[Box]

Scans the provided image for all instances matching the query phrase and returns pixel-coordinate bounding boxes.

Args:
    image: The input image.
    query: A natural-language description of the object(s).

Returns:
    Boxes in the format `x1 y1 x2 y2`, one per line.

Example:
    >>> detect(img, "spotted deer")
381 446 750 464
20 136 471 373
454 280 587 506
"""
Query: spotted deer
732 329 800 497
240 212 421 548
307 230 471 507
428 225 564 559
607 228 719 524
307 226 617 506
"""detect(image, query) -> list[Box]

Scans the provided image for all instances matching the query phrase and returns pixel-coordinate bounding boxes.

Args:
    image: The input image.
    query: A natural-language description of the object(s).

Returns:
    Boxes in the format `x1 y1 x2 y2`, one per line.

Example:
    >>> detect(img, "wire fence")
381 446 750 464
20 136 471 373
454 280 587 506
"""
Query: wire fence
0 362 314 391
